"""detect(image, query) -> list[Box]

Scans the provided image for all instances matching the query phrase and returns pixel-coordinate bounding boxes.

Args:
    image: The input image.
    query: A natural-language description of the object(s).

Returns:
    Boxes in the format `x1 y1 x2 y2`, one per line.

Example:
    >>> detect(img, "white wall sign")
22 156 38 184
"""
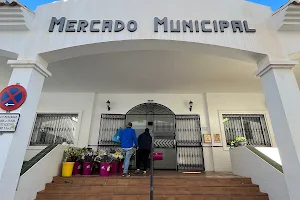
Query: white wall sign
0 113 20 133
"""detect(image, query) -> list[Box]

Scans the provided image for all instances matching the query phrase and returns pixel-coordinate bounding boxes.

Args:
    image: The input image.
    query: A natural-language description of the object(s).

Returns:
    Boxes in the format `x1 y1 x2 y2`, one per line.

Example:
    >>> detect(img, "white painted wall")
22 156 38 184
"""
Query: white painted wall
24 146 46 161
206 93 275 171
15 145 66 200
24 92 275 172
0 0 290 61
256 147 282 165
36 92 95 148
230 147 289 200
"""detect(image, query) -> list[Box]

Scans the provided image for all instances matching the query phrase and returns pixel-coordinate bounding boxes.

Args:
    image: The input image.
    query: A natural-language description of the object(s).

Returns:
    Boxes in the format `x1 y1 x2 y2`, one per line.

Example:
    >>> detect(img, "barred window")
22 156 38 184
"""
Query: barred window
222 114 271 147
30 114 78 146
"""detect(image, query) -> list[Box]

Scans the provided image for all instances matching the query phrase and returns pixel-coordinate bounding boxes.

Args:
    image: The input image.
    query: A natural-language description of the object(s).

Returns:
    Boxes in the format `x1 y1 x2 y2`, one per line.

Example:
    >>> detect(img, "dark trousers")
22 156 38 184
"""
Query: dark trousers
136 149 151 171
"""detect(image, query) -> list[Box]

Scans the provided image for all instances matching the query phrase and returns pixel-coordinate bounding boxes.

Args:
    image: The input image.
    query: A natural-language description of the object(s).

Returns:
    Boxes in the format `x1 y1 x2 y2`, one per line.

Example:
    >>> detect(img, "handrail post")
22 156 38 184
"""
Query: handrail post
150 134 154 200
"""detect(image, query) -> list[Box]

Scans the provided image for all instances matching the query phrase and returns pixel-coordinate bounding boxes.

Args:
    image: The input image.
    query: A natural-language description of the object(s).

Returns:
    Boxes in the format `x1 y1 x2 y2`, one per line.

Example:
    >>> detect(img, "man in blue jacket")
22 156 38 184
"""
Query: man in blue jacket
120 122 138 177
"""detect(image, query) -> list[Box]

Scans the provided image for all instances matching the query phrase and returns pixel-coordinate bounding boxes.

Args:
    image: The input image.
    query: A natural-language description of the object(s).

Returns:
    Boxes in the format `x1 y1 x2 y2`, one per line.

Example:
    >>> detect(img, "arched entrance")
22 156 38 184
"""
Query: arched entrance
126 103 176 170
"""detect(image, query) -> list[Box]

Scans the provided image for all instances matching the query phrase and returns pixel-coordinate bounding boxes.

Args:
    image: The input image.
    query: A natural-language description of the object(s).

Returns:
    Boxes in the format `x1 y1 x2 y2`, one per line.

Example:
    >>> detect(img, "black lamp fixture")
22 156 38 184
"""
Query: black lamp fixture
189 100 193 112
106 100 111 111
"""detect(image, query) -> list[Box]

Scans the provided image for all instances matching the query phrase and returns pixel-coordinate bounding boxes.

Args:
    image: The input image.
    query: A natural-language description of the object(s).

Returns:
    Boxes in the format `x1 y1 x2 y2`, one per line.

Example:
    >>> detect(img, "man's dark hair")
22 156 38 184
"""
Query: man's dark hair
127 122 132 127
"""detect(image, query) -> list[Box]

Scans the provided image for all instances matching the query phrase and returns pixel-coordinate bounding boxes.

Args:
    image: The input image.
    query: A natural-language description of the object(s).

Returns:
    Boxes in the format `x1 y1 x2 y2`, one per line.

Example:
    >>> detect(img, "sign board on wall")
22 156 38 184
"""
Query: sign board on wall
214 134 221 143
0 113 20 133
203 134 212 143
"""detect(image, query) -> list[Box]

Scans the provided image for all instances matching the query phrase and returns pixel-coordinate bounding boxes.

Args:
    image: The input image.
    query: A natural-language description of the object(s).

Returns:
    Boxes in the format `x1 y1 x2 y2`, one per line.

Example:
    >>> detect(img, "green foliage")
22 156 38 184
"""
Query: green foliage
230 137 247 147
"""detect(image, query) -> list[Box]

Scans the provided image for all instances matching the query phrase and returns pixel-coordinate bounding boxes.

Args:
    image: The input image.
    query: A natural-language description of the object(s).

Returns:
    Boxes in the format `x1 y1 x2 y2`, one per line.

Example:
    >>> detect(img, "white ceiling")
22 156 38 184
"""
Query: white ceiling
44 50 262 93
1 51 300 94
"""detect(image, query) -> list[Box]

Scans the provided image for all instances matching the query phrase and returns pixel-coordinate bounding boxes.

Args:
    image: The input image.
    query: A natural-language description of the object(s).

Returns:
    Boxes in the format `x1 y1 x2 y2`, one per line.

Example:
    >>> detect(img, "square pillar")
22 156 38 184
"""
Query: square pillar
255 58 300 200
0 60 51 200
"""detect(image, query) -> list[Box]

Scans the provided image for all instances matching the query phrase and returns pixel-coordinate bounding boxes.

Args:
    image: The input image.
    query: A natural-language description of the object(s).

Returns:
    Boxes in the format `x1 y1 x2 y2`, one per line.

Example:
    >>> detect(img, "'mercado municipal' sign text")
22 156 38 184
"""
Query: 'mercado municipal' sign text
0 113 20 133
49 17 256 33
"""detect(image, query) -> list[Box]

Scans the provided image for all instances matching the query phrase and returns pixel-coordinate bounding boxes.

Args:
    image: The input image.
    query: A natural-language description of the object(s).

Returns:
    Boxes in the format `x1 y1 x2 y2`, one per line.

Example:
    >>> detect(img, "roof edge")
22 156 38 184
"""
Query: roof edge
273 0 300 16
0 0 34 14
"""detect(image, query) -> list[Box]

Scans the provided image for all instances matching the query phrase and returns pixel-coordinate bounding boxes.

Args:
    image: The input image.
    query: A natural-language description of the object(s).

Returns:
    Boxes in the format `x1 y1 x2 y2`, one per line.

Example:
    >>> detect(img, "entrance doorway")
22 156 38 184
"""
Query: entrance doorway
96 103 205 171
126 103 176 170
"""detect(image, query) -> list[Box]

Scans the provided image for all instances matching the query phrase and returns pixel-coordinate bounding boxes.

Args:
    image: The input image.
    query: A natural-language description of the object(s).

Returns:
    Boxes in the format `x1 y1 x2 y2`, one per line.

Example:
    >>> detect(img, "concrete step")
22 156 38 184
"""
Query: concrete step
52 176 253 186
36 193 269 200
42 185 261 194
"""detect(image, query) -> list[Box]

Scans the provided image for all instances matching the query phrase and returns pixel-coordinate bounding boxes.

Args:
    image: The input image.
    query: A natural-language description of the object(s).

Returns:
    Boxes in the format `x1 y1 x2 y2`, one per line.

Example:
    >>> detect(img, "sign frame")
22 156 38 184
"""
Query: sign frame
0 113 21 133
0 84 27 112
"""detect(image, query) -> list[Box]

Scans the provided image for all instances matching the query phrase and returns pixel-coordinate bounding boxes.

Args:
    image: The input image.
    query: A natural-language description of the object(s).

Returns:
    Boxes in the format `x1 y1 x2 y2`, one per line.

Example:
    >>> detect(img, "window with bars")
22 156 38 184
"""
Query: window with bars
30 113 78 146
222 114 271 147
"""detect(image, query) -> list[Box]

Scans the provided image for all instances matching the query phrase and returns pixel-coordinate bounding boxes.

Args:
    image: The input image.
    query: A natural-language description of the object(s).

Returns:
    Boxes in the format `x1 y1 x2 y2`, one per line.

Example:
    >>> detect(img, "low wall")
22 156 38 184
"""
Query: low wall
230 147 289 200
24 146 47 161
14 145 65 200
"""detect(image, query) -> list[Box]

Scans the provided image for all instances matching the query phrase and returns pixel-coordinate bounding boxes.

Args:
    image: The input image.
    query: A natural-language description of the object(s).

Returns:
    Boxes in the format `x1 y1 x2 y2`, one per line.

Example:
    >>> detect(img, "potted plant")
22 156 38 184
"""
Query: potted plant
230 137 247 147
72 148 83 175
62 147 77 177
94 150 113 177
81 148 96 176
110 149 124 174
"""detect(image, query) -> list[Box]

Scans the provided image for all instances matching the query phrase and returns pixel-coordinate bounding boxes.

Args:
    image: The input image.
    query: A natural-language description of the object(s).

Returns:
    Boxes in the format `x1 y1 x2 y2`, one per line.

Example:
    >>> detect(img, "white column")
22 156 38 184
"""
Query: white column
0 60 51 200
255 58 300 200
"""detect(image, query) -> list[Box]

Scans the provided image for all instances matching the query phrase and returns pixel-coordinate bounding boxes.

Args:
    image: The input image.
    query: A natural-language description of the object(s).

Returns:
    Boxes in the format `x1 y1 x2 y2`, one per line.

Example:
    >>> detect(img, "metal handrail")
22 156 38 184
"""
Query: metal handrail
150 133 154 200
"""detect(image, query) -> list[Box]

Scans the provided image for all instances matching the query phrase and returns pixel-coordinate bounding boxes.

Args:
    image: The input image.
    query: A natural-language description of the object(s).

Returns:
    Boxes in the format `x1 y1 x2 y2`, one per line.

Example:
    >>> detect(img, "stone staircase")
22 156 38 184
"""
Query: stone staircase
36 174 269 200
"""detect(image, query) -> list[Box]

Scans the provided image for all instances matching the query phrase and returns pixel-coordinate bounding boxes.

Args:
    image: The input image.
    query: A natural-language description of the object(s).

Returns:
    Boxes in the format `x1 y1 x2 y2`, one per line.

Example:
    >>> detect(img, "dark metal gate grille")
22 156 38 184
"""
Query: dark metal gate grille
98 114 125 147
223 114 271 146
175 115 204 171
30 113 78 146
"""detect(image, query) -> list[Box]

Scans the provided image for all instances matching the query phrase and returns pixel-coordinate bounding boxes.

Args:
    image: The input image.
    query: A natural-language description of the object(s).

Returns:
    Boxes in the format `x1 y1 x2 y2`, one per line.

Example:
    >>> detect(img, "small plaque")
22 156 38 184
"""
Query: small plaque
0 113 20 133
214 134 221 143
203 134 212 143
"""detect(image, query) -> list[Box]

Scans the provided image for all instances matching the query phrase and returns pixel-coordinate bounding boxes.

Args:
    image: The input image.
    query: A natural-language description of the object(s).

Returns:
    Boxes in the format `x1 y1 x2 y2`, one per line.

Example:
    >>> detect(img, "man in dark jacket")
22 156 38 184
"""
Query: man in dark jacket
135 128 152 174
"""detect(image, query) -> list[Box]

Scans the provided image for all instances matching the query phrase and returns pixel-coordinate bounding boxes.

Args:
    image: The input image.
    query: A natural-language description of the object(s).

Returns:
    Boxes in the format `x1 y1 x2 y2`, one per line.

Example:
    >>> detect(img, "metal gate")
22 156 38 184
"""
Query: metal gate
126 103 176 170
175 115 205 171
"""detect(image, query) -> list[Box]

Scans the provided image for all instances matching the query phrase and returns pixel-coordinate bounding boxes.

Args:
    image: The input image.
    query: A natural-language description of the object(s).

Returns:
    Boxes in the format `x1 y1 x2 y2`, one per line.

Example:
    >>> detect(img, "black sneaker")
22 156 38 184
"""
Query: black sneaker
135 169 140 174
122 173 130 177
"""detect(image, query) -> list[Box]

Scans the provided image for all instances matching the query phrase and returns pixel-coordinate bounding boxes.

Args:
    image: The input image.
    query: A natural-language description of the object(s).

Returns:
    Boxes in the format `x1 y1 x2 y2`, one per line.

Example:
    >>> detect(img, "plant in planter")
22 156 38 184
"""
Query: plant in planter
72 148 84 175
81 148 96 175
110 149 124 174
230 137 247 147
62 147 78 177
94 150 113 176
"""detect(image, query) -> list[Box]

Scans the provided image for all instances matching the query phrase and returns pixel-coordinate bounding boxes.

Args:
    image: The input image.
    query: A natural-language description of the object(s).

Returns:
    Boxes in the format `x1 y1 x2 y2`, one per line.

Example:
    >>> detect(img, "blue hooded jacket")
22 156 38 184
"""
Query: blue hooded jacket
120 127 138 148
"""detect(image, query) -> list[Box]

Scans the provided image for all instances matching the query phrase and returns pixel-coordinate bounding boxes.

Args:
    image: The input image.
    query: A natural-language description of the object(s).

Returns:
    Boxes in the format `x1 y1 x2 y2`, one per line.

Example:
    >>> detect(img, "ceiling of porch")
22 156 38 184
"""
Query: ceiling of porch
1 50 300 93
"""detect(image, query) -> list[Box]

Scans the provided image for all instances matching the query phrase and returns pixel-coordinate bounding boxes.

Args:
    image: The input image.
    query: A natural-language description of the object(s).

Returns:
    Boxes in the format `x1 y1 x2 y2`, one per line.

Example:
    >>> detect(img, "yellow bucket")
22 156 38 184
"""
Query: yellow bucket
62 162 75 177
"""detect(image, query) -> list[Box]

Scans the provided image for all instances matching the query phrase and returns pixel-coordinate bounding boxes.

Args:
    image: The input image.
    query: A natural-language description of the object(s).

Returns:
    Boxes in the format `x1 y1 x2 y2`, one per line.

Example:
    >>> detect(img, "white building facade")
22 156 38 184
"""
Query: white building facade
1 0 300 199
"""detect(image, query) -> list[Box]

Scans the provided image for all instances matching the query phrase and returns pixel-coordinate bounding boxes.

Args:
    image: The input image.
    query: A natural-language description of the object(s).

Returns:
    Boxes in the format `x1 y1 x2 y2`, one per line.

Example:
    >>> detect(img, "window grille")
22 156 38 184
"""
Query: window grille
222 114 271 146
30 113 78 146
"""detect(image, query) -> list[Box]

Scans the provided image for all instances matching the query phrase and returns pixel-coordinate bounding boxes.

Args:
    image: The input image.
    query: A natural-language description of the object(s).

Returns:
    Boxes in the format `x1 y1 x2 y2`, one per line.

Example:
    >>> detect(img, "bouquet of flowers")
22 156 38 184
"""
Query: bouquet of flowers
81 147 97 162
110 149 124 162
94 150 113 163
63 146 83 162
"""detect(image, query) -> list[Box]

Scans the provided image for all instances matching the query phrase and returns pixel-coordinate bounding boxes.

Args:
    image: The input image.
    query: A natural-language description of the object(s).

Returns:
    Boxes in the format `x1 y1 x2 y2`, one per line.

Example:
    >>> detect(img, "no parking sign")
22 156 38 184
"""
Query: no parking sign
0 85 27 111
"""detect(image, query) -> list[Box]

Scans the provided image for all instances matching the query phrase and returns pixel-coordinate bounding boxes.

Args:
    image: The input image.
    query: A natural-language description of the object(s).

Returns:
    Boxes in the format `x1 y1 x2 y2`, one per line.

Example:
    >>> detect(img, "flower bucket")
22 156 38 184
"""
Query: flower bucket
72 162 81 175
110 162 118 174
118 162 124 173
62 162 75 177
82 162 93 175
153 152 163 161
100 162 111 176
